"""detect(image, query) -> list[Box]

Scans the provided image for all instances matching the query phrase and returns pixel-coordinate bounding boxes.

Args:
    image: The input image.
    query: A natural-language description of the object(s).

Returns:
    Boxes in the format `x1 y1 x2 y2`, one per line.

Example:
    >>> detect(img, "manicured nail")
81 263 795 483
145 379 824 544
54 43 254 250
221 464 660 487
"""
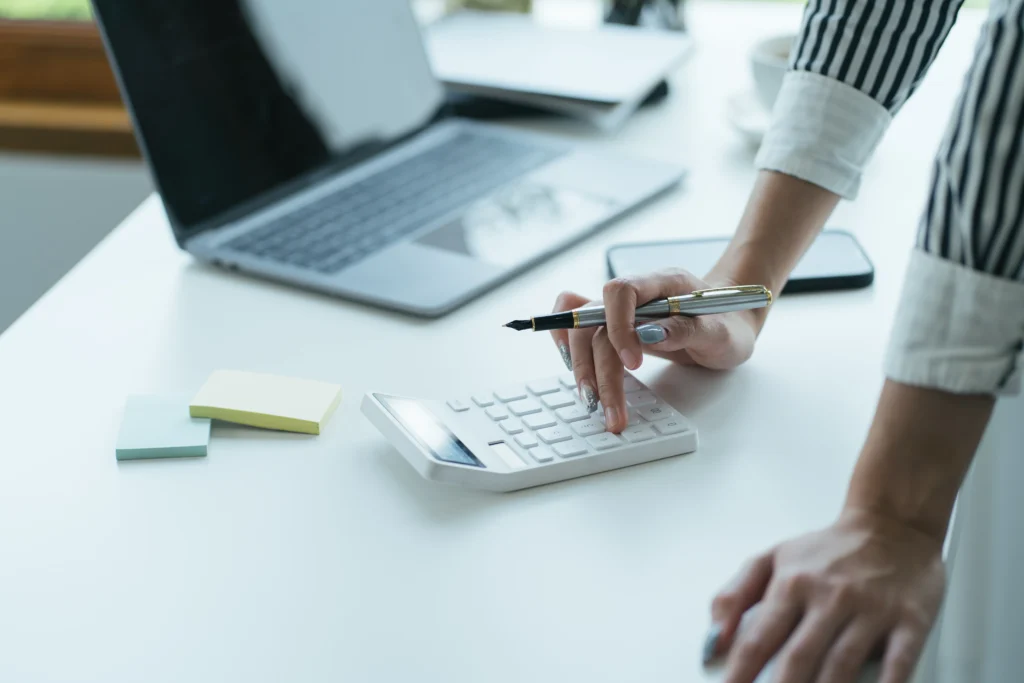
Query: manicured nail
702 624 723 665
637 324 667 345
558 343 572 371
619 348 641 370
580 383 598 413
604 405 619 428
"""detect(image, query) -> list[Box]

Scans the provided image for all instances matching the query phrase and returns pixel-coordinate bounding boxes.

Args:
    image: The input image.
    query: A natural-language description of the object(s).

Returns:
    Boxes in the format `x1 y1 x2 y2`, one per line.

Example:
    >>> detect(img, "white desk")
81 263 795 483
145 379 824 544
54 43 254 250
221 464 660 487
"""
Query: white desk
0 3 984 681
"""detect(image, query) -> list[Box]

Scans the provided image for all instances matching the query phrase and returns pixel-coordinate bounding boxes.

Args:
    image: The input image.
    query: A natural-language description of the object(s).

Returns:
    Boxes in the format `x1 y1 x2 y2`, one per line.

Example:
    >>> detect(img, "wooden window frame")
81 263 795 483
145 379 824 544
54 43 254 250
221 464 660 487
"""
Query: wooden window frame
0 19 138 157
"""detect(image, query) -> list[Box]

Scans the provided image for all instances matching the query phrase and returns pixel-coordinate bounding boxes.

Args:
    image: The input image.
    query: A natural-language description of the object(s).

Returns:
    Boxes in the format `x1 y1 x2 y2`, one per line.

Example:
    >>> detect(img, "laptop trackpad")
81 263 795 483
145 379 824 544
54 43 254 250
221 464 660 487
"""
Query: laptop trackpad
331 241 496 314
414 182 616 267
332 182 617 314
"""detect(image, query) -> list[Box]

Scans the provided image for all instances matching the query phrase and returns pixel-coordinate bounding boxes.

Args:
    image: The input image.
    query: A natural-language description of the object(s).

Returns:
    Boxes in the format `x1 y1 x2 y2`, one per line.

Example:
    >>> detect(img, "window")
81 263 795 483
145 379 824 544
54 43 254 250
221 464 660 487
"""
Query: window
0 0 137 156
0 0 91 21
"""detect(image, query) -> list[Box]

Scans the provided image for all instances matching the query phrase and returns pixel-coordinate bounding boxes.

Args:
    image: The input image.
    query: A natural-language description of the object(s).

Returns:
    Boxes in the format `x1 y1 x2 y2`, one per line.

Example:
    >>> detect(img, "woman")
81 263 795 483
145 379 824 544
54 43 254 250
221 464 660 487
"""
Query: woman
551 0 1024 681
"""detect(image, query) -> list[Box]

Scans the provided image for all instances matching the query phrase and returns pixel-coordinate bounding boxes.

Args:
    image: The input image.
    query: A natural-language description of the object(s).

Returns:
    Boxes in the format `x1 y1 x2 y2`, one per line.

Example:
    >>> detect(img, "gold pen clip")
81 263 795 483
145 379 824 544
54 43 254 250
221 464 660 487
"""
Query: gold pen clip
688 285 773 306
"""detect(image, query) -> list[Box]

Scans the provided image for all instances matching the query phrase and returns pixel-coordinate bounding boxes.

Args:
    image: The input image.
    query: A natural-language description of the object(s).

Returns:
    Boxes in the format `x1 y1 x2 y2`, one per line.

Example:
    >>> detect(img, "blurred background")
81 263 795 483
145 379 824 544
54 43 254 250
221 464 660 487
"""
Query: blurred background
1 0 148 335
0 0 987 334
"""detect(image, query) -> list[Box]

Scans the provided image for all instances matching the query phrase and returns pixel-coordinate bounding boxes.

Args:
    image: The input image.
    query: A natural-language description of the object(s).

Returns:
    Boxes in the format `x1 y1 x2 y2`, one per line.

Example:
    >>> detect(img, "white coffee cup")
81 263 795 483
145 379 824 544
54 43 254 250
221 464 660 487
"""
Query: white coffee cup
750 34 795 111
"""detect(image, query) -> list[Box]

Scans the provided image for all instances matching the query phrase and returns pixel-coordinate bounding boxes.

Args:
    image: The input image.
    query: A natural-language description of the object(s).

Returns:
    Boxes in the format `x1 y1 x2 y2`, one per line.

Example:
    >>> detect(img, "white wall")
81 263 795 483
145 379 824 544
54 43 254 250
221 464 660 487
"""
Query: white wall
0 153 153 332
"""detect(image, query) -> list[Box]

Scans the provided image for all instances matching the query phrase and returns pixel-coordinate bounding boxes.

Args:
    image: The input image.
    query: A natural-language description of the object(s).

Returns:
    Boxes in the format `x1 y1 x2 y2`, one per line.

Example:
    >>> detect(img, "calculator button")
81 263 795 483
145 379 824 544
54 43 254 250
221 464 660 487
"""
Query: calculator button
586 433 623 450
625 390 657 407
622 374 644 393
652 416 691 435
472 394 494 408
530 446 555 463
485 405 510 421
559 373 577 388
527 378 561 395
523 413 557 430
637 404 672 422
500 419 524 436
508 398 542 416
553 439 588 457
541 392 575 409
599 408 642 426
622 425 656 443
556 405 590 423
495 386 529 402
571 418 605 436
537 426 573 444
515 432 539 449
446 398 470 412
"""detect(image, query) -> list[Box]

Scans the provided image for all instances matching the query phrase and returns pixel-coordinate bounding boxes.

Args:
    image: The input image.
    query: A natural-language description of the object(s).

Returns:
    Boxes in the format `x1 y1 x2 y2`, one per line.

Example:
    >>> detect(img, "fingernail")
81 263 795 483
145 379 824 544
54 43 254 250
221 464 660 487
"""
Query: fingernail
580 383 598 413
558 343 572 371
637 324 667 345
619 348 641 370
604 405 619 428
702 624 723 665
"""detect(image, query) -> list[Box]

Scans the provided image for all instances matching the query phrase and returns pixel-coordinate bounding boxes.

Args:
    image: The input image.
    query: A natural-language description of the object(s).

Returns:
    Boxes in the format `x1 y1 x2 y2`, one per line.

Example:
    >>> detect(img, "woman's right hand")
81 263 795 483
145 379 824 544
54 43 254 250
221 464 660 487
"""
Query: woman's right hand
550 269 762 433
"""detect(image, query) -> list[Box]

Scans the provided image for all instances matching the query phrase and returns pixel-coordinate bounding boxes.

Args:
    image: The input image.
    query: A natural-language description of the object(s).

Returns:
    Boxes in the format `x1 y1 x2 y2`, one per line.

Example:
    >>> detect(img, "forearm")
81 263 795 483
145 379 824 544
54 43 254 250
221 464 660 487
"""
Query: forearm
707 170 840 331
844 380 994 542
713 0 963 332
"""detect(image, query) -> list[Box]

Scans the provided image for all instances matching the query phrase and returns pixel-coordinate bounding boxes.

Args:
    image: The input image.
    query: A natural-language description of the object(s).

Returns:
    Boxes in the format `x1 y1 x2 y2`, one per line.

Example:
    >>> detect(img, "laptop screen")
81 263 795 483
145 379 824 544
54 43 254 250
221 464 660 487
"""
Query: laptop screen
92 0 444 237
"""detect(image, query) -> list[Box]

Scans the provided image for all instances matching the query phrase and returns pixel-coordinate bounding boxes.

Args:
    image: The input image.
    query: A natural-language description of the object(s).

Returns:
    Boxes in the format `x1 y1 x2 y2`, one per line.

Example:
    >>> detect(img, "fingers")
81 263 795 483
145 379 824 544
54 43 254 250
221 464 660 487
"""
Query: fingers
552 271 710 420
878 625 927 683
636 315 706 359
549 291 591 371
592 329 626 431
723 603 802 683
707 552 775 661
602 270 706 368
568 322 599 414
602 278 642 371
815 618 885 683
770 608 850 683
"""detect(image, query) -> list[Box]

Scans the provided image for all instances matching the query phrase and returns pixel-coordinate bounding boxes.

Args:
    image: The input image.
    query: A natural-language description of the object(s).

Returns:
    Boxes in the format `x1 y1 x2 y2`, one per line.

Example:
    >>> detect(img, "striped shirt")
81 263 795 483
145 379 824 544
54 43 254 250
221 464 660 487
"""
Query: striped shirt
757 0 1024 395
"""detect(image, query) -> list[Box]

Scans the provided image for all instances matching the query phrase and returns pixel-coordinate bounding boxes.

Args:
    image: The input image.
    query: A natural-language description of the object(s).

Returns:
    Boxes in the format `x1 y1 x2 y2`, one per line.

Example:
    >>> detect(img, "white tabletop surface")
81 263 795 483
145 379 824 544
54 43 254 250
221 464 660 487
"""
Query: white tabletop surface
0 3 984 681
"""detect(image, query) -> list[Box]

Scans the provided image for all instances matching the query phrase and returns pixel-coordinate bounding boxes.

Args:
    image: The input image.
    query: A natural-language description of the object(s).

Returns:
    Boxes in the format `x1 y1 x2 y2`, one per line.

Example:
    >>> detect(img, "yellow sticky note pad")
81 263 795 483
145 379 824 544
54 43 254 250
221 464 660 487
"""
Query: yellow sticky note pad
189 370 342 435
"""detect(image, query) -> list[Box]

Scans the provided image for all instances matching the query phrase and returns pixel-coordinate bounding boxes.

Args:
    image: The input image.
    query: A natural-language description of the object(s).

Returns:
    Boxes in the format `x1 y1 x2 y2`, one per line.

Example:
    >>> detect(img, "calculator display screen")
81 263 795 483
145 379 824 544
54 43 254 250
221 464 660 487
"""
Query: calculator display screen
376 395 484 468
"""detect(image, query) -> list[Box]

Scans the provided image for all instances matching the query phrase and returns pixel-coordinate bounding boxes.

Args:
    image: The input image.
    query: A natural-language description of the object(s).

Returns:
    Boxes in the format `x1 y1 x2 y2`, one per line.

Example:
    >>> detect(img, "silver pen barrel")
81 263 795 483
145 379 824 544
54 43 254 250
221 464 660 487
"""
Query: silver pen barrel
573 286 771 329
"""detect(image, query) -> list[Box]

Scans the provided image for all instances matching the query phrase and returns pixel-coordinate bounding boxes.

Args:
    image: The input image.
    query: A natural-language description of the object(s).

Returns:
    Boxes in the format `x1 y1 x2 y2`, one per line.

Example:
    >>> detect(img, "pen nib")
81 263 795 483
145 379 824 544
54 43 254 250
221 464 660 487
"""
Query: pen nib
503 319 532 331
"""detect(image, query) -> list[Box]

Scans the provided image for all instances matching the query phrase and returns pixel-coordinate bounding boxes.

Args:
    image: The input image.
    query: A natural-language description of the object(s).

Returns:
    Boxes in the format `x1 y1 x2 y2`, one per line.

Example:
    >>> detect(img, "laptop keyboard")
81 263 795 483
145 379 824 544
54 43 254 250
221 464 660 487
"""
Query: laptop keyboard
224 131 562 274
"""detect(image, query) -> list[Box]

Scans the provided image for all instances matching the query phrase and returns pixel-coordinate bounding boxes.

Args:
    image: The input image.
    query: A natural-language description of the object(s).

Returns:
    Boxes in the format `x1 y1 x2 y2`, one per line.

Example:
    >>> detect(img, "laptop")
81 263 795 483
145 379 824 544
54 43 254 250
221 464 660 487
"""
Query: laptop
91 0 684 317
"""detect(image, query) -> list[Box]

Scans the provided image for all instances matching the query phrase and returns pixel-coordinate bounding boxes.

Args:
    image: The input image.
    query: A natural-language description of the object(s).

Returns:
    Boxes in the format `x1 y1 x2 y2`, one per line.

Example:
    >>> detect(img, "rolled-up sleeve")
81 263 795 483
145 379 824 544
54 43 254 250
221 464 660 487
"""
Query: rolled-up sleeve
886 1 1024 395
758 0 1024 396
757 0 965 198
756 73 890 198
886 252 1024 394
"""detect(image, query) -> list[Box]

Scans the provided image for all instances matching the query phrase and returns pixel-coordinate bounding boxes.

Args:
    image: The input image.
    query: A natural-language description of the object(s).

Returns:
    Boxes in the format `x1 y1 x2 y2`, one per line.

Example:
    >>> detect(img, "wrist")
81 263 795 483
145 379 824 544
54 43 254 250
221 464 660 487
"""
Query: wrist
841 380 994 544
705 244 783 335
834 506 946 557
704 170 842 333
841 490 951 545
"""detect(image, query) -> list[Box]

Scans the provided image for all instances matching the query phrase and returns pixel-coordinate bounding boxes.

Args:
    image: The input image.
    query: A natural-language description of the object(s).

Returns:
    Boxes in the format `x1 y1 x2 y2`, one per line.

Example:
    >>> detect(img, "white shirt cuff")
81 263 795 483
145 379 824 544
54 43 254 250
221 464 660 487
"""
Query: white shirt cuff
755 71 892 200
885 250 1024 395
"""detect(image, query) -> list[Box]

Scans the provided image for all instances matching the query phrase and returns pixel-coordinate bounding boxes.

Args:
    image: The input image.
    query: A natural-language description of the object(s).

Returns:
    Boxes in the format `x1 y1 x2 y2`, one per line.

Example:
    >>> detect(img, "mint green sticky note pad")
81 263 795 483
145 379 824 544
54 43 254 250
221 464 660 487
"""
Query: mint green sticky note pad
116 395 212 460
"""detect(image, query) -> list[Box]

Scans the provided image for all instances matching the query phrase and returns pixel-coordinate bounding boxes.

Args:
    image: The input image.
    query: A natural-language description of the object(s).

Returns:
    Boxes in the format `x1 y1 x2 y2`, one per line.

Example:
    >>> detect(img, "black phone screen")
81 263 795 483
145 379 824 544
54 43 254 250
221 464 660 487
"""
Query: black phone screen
607 230 874 294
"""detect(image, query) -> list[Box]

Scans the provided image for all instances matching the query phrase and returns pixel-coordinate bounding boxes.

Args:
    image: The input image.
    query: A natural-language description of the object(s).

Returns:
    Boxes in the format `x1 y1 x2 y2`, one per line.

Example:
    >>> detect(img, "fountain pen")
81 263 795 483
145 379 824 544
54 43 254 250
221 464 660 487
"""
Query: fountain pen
504 285 772 332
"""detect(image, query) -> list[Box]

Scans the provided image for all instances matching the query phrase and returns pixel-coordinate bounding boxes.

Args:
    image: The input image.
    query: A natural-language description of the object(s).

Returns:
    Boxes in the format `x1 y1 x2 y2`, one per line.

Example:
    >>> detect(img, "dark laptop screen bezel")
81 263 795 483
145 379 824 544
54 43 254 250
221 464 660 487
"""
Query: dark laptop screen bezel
89 0 445 246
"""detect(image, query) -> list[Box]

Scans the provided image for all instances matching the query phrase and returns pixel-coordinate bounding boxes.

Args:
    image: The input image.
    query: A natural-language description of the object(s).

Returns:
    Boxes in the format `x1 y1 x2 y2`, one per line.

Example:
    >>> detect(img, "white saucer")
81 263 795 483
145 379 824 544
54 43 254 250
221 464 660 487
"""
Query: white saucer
726 90 771 146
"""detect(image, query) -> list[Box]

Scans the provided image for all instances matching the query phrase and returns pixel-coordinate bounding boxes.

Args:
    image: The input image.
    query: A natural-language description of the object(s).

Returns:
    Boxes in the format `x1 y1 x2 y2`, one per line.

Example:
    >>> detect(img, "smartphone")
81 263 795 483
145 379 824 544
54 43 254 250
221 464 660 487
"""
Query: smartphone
606 230 874 294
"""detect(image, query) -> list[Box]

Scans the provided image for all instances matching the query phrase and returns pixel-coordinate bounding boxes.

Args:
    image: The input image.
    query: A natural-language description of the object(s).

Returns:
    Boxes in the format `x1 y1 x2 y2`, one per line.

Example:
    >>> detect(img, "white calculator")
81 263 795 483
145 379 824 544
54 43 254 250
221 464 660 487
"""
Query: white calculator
361 373 698 491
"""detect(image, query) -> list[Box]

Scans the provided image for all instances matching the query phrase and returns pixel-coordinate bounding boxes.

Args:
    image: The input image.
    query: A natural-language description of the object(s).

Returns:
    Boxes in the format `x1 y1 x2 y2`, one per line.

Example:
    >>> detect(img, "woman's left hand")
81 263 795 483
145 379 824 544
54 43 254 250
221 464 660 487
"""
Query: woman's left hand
707 509 946 683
